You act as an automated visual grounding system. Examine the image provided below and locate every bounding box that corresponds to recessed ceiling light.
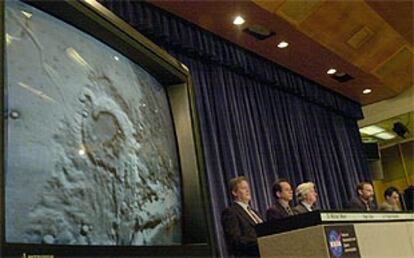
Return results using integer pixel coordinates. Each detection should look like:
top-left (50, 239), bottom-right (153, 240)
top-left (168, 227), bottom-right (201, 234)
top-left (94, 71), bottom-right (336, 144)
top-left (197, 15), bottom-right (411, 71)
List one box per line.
top-left (362, 88), bottom-right (372, 94)
top-left (233, 16), bottom-right (245, 25)
top-left (327, 68), bottom-right (337, 75)
top-left (375, 132), bottom-right (396, 140)
top-left (359, 125), bottom-right (385, 135)
top-left (277, 41), bottom-right (289, 48)
top-left (114, 56), bottom-right (119, 61)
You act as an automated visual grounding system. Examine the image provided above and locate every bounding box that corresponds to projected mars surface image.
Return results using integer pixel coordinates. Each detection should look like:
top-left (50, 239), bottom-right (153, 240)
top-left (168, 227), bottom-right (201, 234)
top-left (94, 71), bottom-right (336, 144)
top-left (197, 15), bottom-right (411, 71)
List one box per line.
top-left (5, 1), bottom-right (182, 245)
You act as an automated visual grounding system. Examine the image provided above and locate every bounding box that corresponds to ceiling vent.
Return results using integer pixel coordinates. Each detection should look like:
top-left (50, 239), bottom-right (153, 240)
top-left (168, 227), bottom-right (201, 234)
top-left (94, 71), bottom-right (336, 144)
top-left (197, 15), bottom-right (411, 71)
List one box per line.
top-left (330, 72), bottom-right (354, 83)
top-left (347, 26), bottom-right (373, 49)
top-left (243, 24), bottom-right (275, 40)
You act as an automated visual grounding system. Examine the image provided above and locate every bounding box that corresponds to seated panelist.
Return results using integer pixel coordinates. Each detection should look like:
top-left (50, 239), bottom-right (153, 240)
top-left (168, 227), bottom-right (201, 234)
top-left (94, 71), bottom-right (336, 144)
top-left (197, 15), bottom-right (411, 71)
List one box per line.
top-left (266, 178), bottom-right (294, 222)
top-left (379, 186), bottom-right (401, 211)
top-left (346, 181), bottom-right (375, 211)
top-left (221, 176), bottom-right (263, 258)
top-left (293, 182), bottom-right (318, 214)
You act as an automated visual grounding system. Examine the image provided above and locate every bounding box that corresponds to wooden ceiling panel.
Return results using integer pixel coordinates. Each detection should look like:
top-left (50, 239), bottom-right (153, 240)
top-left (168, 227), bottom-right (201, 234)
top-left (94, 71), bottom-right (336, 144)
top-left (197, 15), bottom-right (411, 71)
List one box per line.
top-left (365, 0), bottom-right (414, 45)
top-left (297, 0), bottom-right (405, 72)
top-left (277, 0), bottom-right (323, 24)
top-left (375, 47), bottom-right (414, 92)
top-left (150, 0), bottom-right (412, 105)
top-left (347, 26), bottom-right (374, 49)
top-left (252, 0), bottom-right (285, 13)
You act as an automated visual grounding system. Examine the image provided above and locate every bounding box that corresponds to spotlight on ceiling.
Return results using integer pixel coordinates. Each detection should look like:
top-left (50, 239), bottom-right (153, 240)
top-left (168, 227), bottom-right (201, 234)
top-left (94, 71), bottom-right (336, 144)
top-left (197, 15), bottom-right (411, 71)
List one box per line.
top-left (363, 88), bottom-right (372, 94)
top-left (233, 16), bottom-right (245, 25)
top-left (277, 41), bottom-right (289, 48)
top-left (327, 68), bottom-right (337, 75)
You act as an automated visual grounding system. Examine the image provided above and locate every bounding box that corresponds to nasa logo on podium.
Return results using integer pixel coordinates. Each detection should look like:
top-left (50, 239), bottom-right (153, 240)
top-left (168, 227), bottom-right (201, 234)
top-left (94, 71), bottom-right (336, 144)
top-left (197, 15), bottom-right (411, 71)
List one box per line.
top-left (328, 230), bottom-right (343, 257)
top-left (324, 225), bottom-right (361, 258)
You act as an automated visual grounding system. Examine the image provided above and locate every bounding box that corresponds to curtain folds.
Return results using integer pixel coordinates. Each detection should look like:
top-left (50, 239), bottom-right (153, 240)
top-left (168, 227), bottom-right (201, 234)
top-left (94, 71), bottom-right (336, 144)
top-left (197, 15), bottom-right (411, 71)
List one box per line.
top-left (101, 1), bottom-right (371, 257)
top-left (103, 0), bottom-right (363, 120)
top-left (176, 54), bottom-right (370, 257)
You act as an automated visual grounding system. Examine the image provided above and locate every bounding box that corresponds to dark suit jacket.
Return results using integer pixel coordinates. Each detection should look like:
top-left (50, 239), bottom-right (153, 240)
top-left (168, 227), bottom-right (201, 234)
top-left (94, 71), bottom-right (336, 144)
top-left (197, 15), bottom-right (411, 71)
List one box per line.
top-left (221, 203), bottom-right (261, 258)
top-left (346, 197), bottom-right (375, 211)
top-left (266, 201), bottom-right (293, 222)
top-left (293, 202), bottom-right (312, 214)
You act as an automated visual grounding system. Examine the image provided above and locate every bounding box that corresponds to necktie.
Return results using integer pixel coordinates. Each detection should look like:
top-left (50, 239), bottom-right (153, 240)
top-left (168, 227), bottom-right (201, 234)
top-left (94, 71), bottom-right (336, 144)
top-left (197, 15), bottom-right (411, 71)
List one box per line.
top-left (285, 206), bottom-right (294, 215)
top-left (247, 206), bottom-right (263, 224)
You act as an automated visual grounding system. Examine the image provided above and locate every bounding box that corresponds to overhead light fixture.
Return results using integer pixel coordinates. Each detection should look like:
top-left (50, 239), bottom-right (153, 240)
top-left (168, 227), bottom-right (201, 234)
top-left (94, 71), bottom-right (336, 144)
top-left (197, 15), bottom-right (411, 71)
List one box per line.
top-left (233, 16), bottom-right (245, 25)
top-left (375, 132), bottom-right (396, 140)
top-left (114, 56), bottom-right (119, 61)
top-left (327, 68), bottom-right (336, 75)
top-left (359, 125), bottom-right (385, 135)
top-left (362, 88), bottom-right (372, 94)
top-left (277, 41), bottom-right (289, 48)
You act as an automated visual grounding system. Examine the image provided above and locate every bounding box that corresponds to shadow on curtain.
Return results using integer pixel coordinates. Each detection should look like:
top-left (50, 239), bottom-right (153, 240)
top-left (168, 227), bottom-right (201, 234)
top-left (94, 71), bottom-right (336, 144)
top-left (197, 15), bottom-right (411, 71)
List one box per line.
top-left (102, 1), bottom-right (371, 257)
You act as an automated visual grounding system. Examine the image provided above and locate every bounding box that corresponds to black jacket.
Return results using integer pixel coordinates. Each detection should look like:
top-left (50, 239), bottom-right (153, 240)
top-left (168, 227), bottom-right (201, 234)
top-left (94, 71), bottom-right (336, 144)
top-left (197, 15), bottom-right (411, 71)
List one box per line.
top-left (266, 201), bottom-right (293, 222)
top-left (222, 203), bottom-right (262, 258)
top-left (346, 197), bottom-right (375, 211)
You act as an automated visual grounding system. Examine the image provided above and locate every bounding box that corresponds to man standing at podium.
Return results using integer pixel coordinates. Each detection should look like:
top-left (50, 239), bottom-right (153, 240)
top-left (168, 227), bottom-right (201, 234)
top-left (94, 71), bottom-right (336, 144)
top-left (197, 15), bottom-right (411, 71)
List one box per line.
top-left (222, 176), bottom-right (263, 258)
top-left (266, 178), bottom-right (294, 222)
top-left (347, 181), bottom-right (376, 211)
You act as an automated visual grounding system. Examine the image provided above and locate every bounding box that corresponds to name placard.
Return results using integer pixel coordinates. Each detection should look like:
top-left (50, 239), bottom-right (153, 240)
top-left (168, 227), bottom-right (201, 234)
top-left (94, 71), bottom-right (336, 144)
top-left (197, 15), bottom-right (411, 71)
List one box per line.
top-left (22, 254), bottom-right (54, 258)
top-left (320, 212), bottom-right (414, 222)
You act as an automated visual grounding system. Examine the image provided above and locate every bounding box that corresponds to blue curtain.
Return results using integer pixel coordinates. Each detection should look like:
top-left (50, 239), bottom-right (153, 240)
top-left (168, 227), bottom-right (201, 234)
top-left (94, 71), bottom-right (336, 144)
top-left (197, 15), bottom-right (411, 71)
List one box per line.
top-left (102, 1), bottom-right (371, 257)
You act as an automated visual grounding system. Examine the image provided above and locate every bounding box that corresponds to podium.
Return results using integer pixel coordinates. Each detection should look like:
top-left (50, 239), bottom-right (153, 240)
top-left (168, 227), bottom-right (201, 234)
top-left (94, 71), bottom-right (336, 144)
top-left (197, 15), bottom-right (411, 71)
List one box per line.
top-left (256, 211), bottom-right (414, 258)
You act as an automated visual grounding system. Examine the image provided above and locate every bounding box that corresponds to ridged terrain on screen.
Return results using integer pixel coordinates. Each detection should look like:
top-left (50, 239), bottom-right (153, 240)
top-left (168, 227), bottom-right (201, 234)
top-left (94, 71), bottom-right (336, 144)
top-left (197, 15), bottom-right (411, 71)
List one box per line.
top-left (5, 0), bottom-right (182, 245)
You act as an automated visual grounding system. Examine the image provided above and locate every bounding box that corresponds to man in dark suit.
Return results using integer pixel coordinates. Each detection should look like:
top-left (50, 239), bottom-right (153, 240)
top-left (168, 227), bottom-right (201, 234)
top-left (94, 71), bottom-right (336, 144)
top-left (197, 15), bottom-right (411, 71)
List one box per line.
top-left (266, 179), bottom-right (294, 222)
top-left (293, 182), bottom-right (318, 214)
top-left (222, 176), bottom-right (263, 258)
top-left (346, 181), bottom-right (375, 211)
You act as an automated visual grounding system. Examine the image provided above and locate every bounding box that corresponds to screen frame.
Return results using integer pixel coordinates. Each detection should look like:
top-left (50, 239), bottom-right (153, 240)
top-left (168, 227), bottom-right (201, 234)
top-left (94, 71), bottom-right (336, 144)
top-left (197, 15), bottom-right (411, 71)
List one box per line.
top-left (0, 0), bottom-right (215, 256)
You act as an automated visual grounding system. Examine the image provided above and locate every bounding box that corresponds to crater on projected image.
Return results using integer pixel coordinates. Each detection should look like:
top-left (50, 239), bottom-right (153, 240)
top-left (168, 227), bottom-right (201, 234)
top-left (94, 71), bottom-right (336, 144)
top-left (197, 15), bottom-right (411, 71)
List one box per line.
top-left (5, 1), bottom-right (182, 245)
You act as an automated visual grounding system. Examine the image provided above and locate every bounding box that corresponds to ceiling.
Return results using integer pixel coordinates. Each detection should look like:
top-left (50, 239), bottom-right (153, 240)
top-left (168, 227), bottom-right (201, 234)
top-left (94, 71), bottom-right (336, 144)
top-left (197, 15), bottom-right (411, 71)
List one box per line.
top-left (361, 111), bottom-right (413, 147)
top-left (150, 0), bottom-right (413, 106)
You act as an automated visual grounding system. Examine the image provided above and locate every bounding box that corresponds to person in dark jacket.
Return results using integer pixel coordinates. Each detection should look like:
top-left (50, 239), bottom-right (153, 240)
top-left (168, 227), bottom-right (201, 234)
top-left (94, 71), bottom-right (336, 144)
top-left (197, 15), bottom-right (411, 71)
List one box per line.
top-left (346, 181), bottom-right (376, 211)
top-left (222, 176), bottom-right (263, 258)
top-left (266, 178), bottom-right (294, 222)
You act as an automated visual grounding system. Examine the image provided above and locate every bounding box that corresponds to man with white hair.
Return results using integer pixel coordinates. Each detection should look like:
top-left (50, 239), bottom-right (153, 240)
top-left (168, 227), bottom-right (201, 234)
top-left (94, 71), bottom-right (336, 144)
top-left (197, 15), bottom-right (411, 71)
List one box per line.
top-left (293, 182), bottom-right (318, 214)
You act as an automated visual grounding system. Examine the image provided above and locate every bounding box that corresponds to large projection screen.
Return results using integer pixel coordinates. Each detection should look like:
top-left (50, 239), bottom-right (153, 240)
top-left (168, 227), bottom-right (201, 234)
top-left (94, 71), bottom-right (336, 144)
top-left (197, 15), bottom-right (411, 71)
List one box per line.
top-left (1, 0), bottom-right (213, 256)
